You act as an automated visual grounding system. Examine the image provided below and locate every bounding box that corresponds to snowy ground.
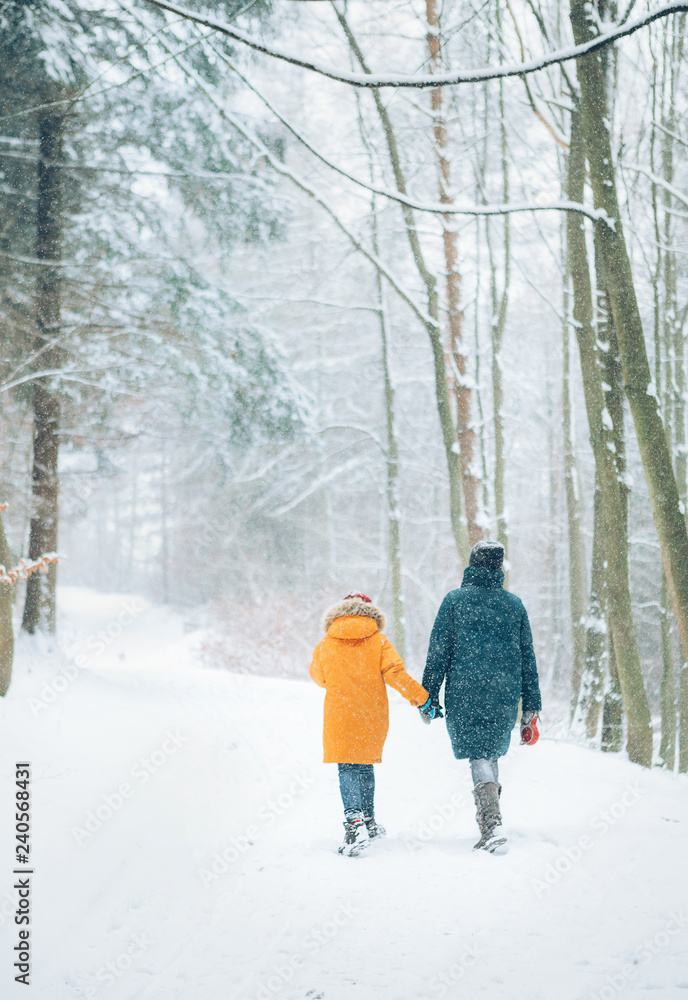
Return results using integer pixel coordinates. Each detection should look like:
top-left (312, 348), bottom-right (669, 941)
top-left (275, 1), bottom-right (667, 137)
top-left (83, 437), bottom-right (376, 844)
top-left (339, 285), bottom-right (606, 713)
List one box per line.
top-left (1, 587), bottom-right (687, 1000)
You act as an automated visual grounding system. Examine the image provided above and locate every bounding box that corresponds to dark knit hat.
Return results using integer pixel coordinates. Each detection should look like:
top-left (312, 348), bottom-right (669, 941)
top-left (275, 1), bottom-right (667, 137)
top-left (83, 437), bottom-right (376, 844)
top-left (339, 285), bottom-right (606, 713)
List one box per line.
top-left (469, 540), bottom-right (504, 570)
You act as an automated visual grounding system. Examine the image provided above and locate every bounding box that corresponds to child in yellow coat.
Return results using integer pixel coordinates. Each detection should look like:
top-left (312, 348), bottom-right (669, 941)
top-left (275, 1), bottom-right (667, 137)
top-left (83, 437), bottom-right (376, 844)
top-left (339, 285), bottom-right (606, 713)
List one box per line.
top-left (310, 592), bottom-right (429, 855)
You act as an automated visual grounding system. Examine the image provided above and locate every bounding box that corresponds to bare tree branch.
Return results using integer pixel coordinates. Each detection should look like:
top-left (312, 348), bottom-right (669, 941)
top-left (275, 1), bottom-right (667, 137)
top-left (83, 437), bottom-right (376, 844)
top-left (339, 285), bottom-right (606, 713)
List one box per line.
top-left (136, 0), bottom-right (688, 88)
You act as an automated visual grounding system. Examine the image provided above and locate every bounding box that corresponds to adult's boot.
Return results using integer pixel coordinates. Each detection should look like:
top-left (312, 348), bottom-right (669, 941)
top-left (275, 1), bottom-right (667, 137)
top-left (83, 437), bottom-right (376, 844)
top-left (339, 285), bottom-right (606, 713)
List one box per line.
top-left (473, 781), bottom-right (507, 854)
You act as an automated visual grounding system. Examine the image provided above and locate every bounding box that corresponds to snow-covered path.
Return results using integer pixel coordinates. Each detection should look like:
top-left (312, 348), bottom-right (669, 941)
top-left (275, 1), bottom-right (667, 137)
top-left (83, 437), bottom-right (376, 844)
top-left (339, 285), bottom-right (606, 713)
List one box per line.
top-left (1, 589), bottom-right (687, 1000)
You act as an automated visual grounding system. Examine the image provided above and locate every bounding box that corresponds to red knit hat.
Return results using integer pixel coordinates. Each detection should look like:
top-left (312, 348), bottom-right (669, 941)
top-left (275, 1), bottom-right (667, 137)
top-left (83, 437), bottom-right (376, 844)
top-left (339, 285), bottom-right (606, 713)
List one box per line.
top-left (343, 592), bottom-right (372, 603)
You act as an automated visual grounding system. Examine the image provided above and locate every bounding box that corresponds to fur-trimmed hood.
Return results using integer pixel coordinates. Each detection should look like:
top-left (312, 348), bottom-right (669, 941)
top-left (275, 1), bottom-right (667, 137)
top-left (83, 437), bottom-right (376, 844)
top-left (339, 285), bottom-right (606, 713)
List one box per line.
top-left (322, 598), bottom-right (385, 634)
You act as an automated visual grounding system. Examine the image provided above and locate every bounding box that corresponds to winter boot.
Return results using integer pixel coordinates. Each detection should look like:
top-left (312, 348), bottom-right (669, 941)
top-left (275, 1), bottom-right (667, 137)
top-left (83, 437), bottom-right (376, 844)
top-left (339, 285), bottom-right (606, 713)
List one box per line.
top-left (338, 812), bottom-right (370, 857)
top-left (473, 781), bottom-right (507, 854)
top-left (363, 817), bottom-right (386, 840)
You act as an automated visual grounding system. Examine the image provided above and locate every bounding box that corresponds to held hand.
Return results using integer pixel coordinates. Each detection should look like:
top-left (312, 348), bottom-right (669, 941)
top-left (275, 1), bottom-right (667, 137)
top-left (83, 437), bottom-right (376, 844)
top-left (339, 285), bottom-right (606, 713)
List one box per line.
top-left (419, 696), bottom-right (444, 725)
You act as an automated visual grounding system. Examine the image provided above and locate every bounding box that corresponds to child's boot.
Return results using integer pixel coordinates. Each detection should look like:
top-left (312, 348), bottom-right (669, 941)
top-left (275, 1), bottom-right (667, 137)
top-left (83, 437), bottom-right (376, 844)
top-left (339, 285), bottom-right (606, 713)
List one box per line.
top-left (338, 812), bottom-right (370, 856)
top-left (364, 817), bottom-right (386, 840)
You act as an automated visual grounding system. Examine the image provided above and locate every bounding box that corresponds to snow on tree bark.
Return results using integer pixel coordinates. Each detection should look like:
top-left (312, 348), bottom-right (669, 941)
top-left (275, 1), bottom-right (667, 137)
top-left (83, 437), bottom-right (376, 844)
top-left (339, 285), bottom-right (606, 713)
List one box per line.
top-left (562, 271), bottom-right (587, 717)
top-left (566, 107), bottom-right (652, 767)
top-left (570, 4), bottom-right (688, 762)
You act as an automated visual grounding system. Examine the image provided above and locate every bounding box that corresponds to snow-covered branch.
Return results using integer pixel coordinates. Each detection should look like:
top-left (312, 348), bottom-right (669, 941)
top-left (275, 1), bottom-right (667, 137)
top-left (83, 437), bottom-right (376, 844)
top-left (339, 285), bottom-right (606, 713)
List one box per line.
top-left (625, 165), bottom-right (688, 210)
top-left (0, 552), bottom-right (60, 588)
top-left (137, 0), bottom-right (688, 89)
top-left (0, 148), bottom-right (271, 185)
top-left (0, 364), bottom-right (137, 395)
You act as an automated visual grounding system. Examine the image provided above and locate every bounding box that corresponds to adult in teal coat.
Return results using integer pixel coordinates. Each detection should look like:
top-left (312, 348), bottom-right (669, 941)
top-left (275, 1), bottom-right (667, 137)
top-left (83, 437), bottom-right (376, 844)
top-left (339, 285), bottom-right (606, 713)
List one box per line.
top-left (420, 540), bottom-right (541, 852)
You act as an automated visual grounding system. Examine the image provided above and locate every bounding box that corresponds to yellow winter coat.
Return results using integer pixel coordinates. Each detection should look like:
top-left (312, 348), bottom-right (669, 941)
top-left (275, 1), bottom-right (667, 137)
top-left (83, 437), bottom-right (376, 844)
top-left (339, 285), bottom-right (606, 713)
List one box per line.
top-left (310, 599), bottom-right (429, 764)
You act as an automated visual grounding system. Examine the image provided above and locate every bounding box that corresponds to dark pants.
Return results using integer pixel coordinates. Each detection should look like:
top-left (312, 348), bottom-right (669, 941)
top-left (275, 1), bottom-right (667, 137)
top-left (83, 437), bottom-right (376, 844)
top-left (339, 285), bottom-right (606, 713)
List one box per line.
top-left (337, 763), bottom-right (375, 819)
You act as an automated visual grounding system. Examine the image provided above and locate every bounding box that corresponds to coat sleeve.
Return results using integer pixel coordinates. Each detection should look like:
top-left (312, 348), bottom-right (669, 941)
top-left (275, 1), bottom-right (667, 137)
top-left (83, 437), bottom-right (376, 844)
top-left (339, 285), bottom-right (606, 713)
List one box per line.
top-left (380, 637), bottom-right (428, 706)
top-left (519, 607), bottom-right (542, 712)
top-left (421, 593), bottom-right (454, 703)
top-left (309, 643), bottom-right (326, 689)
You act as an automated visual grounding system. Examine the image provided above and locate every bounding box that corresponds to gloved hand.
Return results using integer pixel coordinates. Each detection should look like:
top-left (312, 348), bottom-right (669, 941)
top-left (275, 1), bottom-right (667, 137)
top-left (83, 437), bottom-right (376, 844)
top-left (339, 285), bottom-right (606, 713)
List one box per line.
top-left (520, 710), bottom-right (540, 745)
top-left (419, 696), bottom-right (444, 725)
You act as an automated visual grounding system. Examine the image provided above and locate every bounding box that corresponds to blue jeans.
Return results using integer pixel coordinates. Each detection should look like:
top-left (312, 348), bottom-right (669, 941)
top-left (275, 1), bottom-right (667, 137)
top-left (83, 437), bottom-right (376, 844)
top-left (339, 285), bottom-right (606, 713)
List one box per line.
top-left (469, 758), bottom-right (499, 786)
top-left (337, 763), bottom-right (375, 819)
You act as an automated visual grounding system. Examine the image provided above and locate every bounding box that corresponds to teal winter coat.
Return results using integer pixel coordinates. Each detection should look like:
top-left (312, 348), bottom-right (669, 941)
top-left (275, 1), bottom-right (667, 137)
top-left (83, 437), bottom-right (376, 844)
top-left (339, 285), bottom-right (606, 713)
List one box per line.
top-left (421, 565), bottom-right (541, 759)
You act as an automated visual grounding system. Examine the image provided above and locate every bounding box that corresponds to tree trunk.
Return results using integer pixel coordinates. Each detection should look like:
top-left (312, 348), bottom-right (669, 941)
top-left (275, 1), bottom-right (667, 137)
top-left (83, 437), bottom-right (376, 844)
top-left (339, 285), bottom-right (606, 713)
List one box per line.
top-left (563, 274), bottom-right (588, 714)
top-left (425, 0), bottom-right (482, 547)
top-left (570, 3), bottom-right (688, 759)
top-left (566, 109), bottom-right (652, 766)
top-left (582, 483), bottom-right (609, 738)
top-left (22, 109), bottom-right (63, 635)
top-left (601, 635), bottom-right (624, 752)
top-left (551, 410), bottom-right (565, 685)
top-left (485, 75), bottom-right (510, 565)
top-left (659, 572), bottom-right (677, 769)
top-left (473, 222), bottom-right (490, 524)
top-left (334, 8), bottom-right (470, 566)
top-left (490, 250), bottom-right (508, 560)
top-left (680, 659), bottom-right (688, 772)
top-left (661, 15), bottom-right (688, 773)
top-left (662, 16), bottom-right (687, 515)
top-left (650, 39), bottom-right (677, 772)
top-left (372, 209), bottom-right (406, 660)
top-left (0, 513), bottom-right (14, 695)
top-left (595, 239), bottom-right (632, 741)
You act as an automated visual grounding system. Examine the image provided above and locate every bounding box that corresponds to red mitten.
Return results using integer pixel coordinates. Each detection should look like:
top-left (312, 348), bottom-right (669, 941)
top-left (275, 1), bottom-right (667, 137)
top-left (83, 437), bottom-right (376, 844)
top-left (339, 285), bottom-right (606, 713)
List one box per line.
top-left (520, 714), bottom-right (540, 745)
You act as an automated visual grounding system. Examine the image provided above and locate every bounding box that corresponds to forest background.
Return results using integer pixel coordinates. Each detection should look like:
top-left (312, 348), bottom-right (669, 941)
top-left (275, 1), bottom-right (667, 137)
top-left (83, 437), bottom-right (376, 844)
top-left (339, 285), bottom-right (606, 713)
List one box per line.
top-left (1, 0), bottom-right (687, 770)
